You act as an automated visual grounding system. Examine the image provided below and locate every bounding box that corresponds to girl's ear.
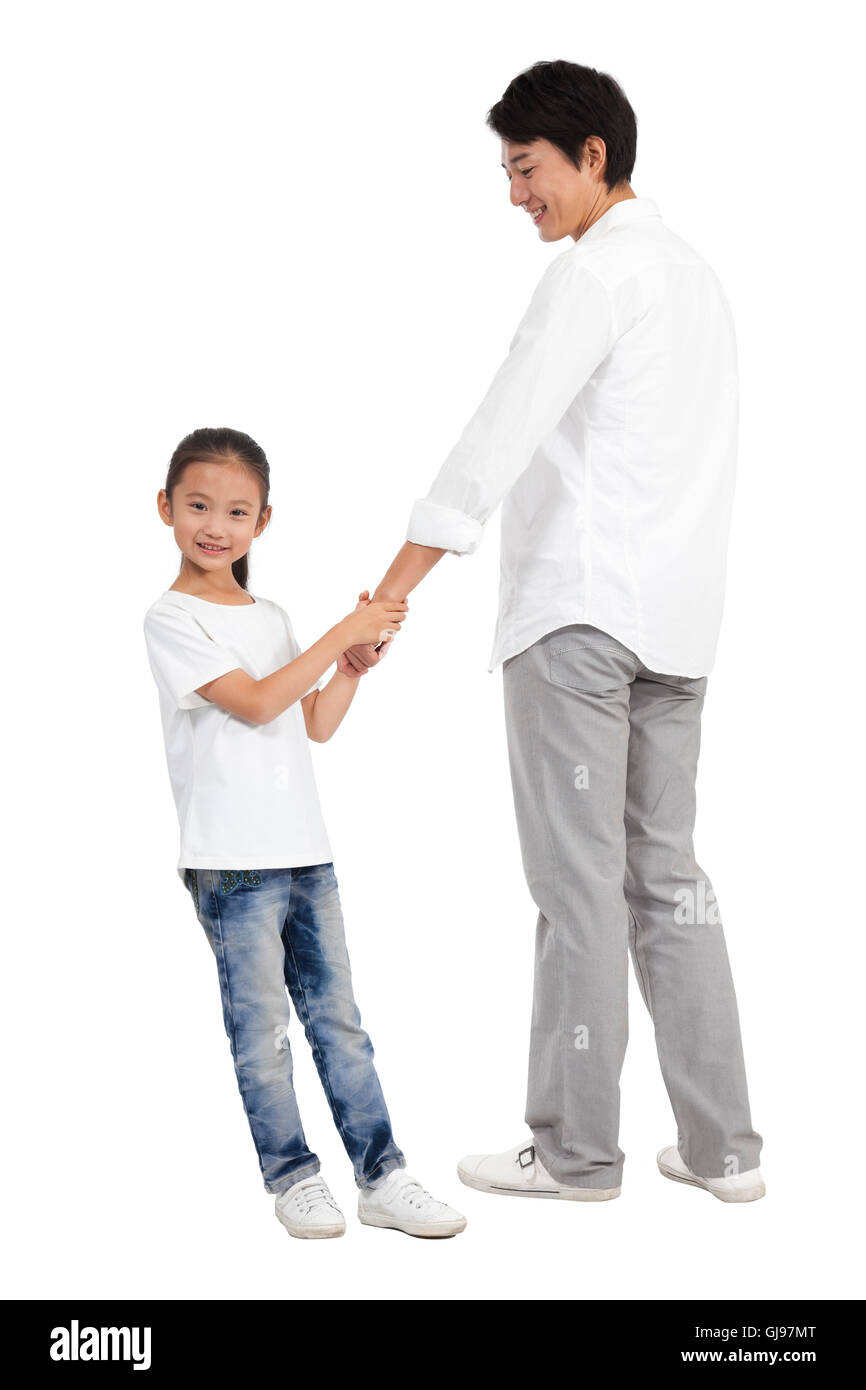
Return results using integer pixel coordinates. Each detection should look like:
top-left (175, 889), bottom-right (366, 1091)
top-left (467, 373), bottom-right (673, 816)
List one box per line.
top-left (254, 504), bottom-right (272, 538)
top-left (157, 488), bottom-right (174, 526)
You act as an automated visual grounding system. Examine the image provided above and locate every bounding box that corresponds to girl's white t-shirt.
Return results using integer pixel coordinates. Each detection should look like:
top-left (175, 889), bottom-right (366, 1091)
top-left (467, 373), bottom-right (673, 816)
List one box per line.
top-left (143, 589), bottom-right (333, 883)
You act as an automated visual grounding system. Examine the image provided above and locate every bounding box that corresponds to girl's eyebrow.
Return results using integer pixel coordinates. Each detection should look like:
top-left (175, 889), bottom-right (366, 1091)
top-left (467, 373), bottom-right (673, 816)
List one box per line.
top-left (185, 490), bottom-right (256, 506)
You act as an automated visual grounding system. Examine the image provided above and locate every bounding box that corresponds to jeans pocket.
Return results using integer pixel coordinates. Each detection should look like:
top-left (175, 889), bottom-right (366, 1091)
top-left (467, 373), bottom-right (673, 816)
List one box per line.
top-left (548, 633), bottom-right (637, 694)
top-left (219, 869), bottom-right (264, 895)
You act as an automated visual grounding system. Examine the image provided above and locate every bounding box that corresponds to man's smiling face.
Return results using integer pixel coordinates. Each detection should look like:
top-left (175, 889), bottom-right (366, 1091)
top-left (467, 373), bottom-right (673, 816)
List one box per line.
top-left (501, 136), bottom-right (613, 243)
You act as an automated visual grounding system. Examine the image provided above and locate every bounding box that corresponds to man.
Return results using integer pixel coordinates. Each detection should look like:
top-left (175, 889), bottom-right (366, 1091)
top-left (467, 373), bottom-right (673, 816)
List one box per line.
top-left (345, 59), bottom-right (764, 1204)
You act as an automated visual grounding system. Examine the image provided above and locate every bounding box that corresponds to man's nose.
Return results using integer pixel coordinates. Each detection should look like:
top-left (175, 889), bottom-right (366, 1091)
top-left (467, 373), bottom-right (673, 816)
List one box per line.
top-left (509, 178), bottom-right (525, 209)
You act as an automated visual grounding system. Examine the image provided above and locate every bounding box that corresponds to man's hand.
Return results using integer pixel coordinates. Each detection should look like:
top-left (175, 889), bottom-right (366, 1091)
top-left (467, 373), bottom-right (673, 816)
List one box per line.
top-left (342, 588), bottom-right (403, 673)
top-left (336, 648), bottom-right (370, 677)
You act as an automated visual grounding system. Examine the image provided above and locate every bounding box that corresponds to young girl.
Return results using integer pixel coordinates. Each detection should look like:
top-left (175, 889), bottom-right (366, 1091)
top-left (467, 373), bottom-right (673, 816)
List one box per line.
top-left (143, 426), bottom-right (466, 1241)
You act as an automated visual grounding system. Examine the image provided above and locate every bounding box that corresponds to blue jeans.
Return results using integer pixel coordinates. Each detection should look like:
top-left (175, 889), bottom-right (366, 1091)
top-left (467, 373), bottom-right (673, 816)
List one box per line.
top-left (183, 862), bottom-right (406, 1196)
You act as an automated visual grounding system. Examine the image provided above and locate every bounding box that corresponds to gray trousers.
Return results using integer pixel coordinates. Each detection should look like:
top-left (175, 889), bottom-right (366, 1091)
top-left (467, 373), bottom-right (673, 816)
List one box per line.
top-left (502, 623), bottom-right (762, 1188)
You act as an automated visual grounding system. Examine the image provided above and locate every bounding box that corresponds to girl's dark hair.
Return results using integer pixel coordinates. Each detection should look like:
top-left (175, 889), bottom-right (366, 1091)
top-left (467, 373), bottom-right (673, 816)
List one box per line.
top-left (486, 60), bottom-right (637, 192)
top-left (164, 426), bottom-right (270, 591)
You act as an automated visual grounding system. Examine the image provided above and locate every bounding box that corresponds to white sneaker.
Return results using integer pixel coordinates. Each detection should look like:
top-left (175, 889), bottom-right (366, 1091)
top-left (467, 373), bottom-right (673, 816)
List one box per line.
top-left (656, 1144), bottom-right (766, 1203)
top-left (274, 1173), bottom-right (346, 1238)
top-left (358, 1169), bottom-right (467, 1238)
top-left (458, 1142), bottom-right (621, 1201)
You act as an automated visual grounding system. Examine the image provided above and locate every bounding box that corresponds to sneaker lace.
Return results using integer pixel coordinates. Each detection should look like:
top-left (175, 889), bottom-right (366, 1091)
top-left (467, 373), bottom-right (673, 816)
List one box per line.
top-left (293, 1177), bottom-right (341, 1217)
top-left (392, 1175), bottom-right (446, 1214)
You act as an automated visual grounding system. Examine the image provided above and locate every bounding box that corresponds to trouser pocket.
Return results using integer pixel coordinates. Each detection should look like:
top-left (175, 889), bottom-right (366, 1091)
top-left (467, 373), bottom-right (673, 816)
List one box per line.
top-left (547, 626), bottom-right (638, 694)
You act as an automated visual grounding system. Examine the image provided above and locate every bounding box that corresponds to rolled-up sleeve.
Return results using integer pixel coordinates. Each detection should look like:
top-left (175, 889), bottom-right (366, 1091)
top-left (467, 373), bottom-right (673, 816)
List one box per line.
top-left (406, 255), bottom-right (617, 555)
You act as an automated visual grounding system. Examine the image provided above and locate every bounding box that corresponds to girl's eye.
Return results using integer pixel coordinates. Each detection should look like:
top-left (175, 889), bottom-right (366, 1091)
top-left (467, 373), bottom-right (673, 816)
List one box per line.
top-left (189, 502), bottom-right (247, 516)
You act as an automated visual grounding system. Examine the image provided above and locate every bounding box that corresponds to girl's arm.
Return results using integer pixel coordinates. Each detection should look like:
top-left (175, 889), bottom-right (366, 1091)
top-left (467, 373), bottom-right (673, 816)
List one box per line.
top-left (300, 664), bottom-right (363, 743)
top-left (195, 598), bottom-right (407, 725)
top-left (301, 591), bottom-right (390, 742)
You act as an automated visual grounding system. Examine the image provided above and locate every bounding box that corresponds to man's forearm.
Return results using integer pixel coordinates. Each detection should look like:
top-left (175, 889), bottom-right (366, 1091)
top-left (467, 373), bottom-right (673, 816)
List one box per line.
top-left (340, 541), bottom-right (448, 674)
top-left (371, 540), bottom-right (447, 602)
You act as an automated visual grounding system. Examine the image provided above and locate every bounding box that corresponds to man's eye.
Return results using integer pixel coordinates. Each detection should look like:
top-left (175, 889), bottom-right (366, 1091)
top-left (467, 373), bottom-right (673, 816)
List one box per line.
top-left (519, 167), bottom-right (533, 177)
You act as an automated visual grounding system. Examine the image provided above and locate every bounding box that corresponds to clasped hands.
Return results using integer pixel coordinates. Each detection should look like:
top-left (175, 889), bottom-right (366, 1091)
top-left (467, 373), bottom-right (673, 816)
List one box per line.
top-left (336, 589), bottom-right (408, 678)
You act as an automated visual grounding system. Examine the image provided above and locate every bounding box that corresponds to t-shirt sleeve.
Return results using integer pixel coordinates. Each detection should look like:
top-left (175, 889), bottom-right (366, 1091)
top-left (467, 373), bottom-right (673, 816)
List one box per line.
top-left (280, 607), bottom-right (323, 699)
top-left (143, 604), bottom-right (243, 710)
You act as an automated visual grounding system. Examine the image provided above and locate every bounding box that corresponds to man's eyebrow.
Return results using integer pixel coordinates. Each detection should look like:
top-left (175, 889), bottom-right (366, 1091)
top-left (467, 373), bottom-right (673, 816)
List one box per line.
top-left (501, 151), bottom-right (535, 169)
top-left (184, 490), bottom-right (257, 506)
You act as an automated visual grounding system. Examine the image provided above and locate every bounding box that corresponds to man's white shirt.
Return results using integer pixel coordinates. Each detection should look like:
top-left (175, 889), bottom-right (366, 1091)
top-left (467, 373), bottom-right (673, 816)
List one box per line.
top-left (405, 196), bottom-right (739, 677)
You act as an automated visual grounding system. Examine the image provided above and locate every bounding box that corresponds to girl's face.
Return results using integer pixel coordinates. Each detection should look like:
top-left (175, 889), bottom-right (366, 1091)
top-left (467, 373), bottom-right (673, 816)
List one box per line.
top-left (158, 459), bottom-right (270, 576)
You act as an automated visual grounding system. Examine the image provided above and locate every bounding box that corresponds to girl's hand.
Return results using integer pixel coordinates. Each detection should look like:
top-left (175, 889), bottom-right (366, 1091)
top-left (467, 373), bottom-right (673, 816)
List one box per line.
top-left (344, 589), bottom-right (408, 647)
top-left (337, 592), bottom-right (390, 675)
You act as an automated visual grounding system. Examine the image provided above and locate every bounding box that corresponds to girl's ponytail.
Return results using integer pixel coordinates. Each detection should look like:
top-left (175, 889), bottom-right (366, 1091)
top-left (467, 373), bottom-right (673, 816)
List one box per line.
top-left (164, 427), bottom-right (270, 591)
top-left (231, 552), bottom-right (250, 590)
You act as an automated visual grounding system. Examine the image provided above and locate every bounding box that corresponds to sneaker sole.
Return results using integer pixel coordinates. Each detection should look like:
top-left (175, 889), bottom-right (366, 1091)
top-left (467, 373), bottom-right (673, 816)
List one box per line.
top-left (275, 1212), bottom-right (346, 1239)
top-left (656, 1151), bottom-right (765, 1203)
top-left (457, 1165), bottom-right (620, 1201)
top-left (358, 1210), bottom-right (467, 1238)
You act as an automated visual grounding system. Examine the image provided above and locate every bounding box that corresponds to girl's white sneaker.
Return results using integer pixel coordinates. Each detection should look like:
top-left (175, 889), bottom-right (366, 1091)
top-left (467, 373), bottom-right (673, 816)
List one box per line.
top-left (656, 1145), bottom-right (766, 1202)
top-left (274, 1174), bottom-right (347, 1238)
top-left (458, 1142), bottom-right (621, 1200)
top-left (358, 1169), bottom-right (467, 1238)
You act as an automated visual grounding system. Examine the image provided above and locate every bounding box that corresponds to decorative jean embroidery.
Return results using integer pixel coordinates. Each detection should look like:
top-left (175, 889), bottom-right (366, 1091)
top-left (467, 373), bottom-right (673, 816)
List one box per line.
top-left (220, 869), bottom-right (263, 895)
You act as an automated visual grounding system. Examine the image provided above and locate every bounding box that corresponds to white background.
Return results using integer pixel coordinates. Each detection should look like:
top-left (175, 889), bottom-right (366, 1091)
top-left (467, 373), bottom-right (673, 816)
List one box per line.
top-left (3, 0), bottom-right (863, 1303)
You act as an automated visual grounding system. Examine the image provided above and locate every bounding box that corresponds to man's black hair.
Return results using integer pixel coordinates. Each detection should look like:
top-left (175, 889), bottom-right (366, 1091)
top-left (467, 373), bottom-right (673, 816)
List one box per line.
top-left (486, 60), bottom-right (637, 191)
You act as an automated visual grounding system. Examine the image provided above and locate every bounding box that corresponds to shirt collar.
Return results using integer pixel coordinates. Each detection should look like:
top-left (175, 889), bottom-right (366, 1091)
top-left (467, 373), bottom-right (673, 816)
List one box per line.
top-left (576, 196), bottom-right (661, 246)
